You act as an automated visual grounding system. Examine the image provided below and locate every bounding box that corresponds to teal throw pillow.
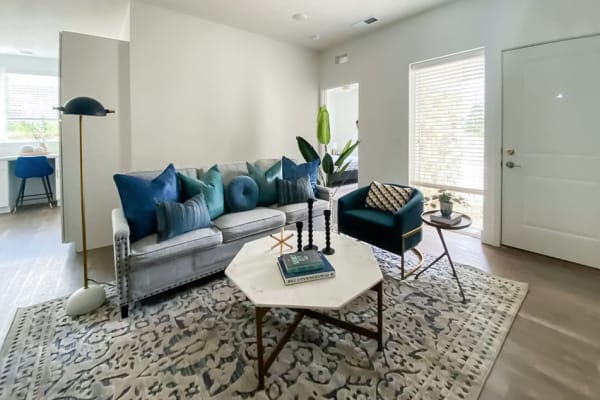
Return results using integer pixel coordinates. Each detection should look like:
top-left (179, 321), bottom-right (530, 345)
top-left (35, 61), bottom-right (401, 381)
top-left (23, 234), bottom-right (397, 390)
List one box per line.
top-left (225, 176), bottom-right (259, 212)
top-left (246, 160), bottom-right (282, 205)
top-left (282, 156), bottom-right (320, 195)
top-left (276, 176), bottom-right (315, 206)
top-left (156, 193), bottom-right (212, 242)
top-left (177, 165), bottom-right (224, 219)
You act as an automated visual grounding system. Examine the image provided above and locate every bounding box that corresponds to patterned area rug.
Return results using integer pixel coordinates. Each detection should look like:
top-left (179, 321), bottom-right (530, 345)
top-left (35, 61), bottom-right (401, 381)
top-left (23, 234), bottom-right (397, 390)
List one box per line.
top-left (0, 249), bottom-right (527, 400)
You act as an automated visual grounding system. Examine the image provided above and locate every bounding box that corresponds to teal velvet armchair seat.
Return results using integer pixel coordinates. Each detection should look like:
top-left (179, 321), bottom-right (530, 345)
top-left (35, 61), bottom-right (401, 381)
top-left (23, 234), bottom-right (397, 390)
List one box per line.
top-left (337, 184), bottom-right (424, 279)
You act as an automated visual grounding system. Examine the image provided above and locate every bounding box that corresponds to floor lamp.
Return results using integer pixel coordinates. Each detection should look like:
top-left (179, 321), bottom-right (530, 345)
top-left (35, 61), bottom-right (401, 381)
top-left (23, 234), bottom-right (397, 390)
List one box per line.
top-left (56, 97), bottom-right (114, 316)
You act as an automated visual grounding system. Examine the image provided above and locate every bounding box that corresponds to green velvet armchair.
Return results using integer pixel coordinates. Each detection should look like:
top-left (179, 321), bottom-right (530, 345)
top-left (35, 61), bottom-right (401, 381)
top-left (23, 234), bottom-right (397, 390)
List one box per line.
top-left (337, 184), bottom-right (424, 279)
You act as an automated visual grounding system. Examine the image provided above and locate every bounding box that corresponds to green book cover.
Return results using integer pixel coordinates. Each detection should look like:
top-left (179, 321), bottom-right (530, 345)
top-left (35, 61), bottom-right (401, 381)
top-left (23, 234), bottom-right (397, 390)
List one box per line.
top-left (280, 250), bottom-right (323, 273)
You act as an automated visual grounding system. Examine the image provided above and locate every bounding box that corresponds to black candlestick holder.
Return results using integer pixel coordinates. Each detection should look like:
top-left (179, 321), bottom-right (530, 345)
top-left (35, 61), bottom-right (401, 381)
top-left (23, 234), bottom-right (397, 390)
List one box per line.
top-left (296, 221), bottom-right (303, 252)
top-left (303, 198), bottom-right (318, 251)
top-left (322, 209), bottom-right (335, 255)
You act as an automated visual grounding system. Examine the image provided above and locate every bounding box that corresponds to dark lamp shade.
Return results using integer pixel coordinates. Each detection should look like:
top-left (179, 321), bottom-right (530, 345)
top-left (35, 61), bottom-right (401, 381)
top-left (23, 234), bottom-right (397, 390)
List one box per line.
top-left (56, 97), bottom-right (114, 116)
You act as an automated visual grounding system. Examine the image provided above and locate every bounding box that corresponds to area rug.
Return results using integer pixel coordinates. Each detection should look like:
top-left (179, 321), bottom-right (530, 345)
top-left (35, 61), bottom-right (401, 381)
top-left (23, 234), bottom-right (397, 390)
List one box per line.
top-left (0, 249), bottom-right (527, 400)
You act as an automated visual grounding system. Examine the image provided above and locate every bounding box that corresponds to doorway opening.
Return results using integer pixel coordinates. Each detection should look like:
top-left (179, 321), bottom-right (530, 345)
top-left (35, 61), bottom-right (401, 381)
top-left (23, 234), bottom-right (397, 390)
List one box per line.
top-left (324, 83), bottom-right (359, 190)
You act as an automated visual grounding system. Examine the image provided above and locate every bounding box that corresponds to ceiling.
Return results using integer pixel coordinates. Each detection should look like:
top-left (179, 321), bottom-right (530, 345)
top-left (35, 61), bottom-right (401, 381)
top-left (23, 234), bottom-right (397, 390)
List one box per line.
top-left (0, 0), bottom-right (129, 59)
top-left (0, 0), bottom-right (452, 59)
top-left (144, 0), bottom-right (452, 50)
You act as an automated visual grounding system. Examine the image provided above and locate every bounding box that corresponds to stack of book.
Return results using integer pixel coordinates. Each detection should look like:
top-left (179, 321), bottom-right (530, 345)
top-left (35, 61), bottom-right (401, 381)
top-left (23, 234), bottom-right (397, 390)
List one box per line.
top-left (430, 211), bottom-right (463, 226)
top-left (277, 250), bottom-right (335, 285)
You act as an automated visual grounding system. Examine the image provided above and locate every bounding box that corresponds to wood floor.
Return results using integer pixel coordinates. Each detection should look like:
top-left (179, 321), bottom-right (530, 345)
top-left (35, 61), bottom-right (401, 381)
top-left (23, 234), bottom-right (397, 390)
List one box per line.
top-left (0, 205), bottom-right (599, 399)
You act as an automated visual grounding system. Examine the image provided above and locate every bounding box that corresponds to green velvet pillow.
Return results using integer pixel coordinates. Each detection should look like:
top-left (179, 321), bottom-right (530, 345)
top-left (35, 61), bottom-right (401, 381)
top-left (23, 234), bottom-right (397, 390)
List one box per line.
top-left (177, 165), bottom-right (224, 219)
top-left (276, 176), bottom-right (315, 206)
top-left (246, 160), bottom-right (282, 206)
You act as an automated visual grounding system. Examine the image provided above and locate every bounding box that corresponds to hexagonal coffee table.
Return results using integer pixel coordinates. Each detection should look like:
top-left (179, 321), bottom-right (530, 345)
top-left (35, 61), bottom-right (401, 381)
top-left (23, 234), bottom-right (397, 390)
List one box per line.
top-left (225, 231), bottom-right (383, 390)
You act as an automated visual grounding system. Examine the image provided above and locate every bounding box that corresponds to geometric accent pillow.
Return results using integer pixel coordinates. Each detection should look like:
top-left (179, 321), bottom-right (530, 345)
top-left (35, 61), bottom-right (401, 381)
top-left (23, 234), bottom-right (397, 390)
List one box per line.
top-left (113, 163), bottom-right (179, 242)
top-left (246, 160), bottom-right (282, 206)
top-left (177, 165), bottom-right (224, 220)
top-left (156, 193), bottom-right (212, 242)
top-left (365, 181), bottom-right (413, 213)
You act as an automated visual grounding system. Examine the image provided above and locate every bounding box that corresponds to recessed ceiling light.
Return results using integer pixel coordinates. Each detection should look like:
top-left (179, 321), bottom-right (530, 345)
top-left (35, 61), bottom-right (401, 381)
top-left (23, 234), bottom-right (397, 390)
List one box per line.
top-left (18, 49), bottom-right (34, 55)
top-left (309, 34), bottom-right (321, 41)
top-left (292, 13), bottom-right (308, 21)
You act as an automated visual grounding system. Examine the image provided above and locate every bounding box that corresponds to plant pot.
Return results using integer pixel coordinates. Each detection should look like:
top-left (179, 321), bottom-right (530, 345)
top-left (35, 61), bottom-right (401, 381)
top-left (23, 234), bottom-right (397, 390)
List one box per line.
top-left (440, 201), bottom-right (453, 217)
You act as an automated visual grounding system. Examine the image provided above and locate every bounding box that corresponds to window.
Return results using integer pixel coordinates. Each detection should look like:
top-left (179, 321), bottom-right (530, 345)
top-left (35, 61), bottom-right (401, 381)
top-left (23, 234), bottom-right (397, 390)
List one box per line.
top-left (5, 73), bottom-right (59, 141)
top-left (410, 49), bottom-right (485, 230)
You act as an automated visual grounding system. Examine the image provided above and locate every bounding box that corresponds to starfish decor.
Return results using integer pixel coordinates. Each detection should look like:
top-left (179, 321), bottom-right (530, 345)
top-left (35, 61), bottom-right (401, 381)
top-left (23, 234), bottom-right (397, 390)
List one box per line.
top-left (270, 228), bottom-right (294, 255)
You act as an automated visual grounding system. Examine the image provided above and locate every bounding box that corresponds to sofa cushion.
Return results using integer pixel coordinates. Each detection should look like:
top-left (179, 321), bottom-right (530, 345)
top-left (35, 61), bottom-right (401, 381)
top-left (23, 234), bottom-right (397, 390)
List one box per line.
top-left (130, 227), bottom-right (223, 267)
top-left (213, 207), bottom-right (285, 242)
top-left (178, 165), bottom-right (225, 220)
top-left (156, 193), bottom-right (212, 242)
top-left (113, 163), bottom-right (179, 242)
top-left (271, 198), bottom-right (328, 224)
top-left (225, 176), bottom-right (259, 212)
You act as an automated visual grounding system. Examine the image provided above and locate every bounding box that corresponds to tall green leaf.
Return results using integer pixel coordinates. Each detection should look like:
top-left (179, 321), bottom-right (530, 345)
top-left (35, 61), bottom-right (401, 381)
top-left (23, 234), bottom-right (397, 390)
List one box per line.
top-left (296, 136), bottom-right (320, 162)
top-left (317, 106), bottom-right (331, 145)
top-left (334, 140), bottom-right (359, 167)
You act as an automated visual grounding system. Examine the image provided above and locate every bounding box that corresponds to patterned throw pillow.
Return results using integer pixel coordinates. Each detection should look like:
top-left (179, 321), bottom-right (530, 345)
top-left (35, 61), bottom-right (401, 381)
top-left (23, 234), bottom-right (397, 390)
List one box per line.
top-left (156, 193), bottom-right (212, 242)
top-left (365, 181), bottom-right (413, 213)
top-left (246, 160), bottom-right (282, 206)
top-left (276, 176), bottom-right (315, 206)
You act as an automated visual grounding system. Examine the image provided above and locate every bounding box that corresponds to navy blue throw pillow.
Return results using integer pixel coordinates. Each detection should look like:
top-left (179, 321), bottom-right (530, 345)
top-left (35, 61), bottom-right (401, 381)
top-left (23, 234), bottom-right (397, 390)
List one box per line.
top-left (276, 176), bottom-right (315, 206)
top-left (225, 175), bottom-right (259, 212)
top-left (113, 164), bottom-right (179, 242)
top-left (156, 193), bottom-right (212, 242)
top-left (282, 156), bottom-right (320, 195)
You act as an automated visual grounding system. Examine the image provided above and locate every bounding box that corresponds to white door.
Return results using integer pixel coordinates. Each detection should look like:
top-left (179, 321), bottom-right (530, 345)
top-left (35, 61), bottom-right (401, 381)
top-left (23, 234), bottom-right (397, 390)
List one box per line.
top-left (502, 35), bottom-right (600, 268)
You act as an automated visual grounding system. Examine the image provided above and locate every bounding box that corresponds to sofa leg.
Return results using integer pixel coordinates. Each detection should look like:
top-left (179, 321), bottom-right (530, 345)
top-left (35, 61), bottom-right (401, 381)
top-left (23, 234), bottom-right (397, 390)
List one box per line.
top-left (120, 305), bottom-right (129, 319)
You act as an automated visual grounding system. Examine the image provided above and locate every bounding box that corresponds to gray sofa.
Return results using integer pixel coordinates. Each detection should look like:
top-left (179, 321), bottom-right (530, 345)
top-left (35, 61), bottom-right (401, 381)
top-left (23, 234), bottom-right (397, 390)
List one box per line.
top-left (112, 158), bottom-right (329, 317)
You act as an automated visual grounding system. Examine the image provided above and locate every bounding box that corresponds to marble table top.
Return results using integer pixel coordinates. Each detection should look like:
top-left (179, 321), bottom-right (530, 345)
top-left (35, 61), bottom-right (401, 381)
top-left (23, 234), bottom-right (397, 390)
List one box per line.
top-left (225, 231), bottom-right (383, 310)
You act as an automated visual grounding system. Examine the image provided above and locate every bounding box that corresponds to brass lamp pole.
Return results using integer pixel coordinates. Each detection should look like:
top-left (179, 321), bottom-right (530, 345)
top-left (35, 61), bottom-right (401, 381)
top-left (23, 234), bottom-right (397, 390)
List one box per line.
top-left (56, 97), bottom-right (114, 316)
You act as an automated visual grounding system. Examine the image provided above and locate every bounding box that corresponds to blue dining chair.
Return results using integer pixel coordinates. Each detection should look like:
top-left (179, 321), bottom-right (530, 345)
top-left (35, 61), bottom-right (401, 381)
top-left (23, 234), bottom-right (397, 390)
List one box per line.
top-left (13, 156), bottom-right (55, 211)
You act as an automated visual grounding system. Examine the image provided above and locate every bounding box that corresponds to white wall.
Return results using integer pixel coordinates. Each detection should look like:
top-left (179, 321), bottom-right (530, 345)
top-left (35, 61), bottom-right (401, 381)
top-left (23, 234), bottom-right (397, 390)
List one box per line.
top-left (60, 32), bottom-right (130, 250)
top-left (129, 1), bottom-right (319, 171)
top-left (318, 0), bottom-right (600, 245)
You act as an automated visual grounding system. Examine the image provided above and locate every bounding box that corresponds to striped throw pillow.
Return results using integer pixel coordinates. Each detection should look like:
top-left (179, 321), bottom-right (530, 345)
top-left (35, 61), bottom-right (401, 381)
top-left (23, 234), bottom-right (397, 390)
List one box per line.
top-left (276, 176), bottom-right (315, 206)
top-left (365, 181), bottom-right (413, 213)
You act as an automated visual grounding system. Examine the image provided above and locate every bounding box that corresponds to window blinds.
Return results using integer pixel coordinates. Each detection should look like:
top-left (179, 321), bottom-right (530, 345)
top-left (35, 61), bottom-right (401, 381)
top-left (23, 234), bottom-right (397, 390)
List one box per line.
top-left (6, 73), bottom-right (59, 120)
top-left (410, 50), bottom-right (485, 194)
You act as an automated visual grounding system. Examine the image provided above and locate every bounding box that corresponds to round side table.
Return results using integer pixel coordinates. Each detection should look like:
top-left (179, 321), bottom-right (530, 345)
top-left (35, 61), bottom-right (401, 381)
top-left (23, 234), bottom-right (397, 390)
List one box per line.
top-left (417, 210), bottom-right (472, 303)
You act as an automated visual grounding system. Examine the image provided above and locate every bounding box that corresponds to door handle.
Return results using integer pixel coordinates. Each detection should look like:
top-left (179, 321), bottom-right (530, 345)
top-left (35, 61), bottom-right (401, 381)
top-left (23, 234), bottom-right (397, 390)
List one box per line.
top-left (505, 161), bottom-right (521, 168)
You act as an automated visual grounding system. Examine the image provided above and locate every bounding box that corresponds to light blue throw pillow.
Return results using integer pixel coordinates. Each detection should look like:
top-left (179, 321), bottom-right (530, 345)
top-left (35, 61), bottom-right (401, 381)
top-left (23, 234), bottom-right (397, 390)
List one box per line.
top-left (177, 165), bottom-right (225, 220)
top-left (282, 156), bottom-right (320, 195)
top-left (246, 160), bottom-right (282, 206)
top-left (156, 193), bottom-right (212, 242)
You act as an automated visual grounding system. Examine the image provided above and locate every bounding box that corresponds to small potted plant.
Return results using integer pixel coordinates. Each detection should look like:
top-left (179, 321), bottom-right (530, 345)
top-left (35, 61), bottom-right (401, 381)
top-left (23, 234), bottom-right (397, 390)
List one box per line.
top-left (424, 189), bottom-right (468, 217)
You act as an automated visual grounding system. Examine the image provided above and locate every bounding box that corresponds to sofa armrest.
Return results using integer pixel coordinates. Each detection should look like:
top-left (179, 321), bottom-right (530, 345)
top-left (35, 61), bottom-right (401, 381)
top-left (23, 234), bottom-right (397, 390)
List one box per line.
top-left (112, 208), bottom-right (130, 242)
top-left (337, 186), bottom-right (369, 215)
top-left (112, 208), bottom-right (130, 312)
top-left (315, 185), bottom-right (331, 201)
top-left (393, 189), bottom-right (424, 235)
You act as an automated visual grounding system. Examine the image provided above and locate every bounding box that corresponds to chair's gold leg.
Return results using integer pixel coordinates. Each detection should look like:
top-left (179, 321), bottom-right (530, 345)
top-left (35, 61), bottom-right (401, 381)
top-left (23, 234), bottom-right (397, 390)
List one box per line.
top-left (401, 248), bottom-right (425, 278)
